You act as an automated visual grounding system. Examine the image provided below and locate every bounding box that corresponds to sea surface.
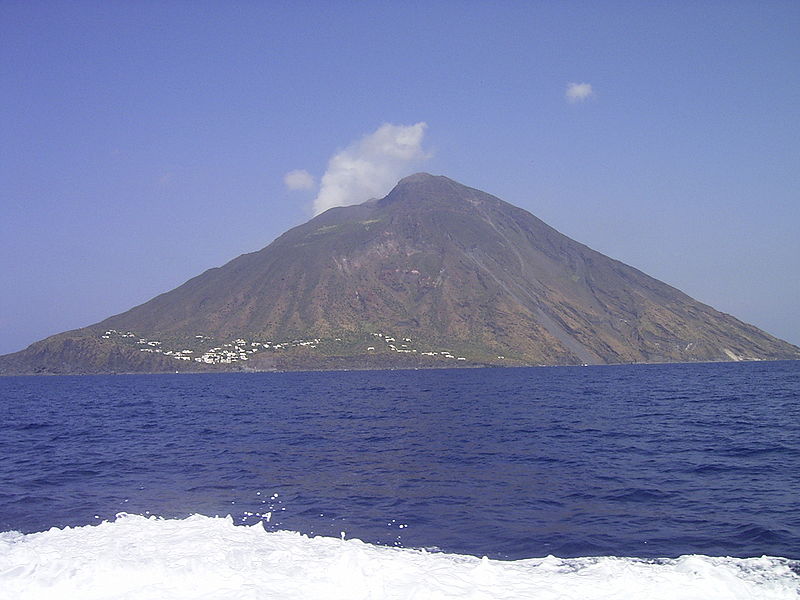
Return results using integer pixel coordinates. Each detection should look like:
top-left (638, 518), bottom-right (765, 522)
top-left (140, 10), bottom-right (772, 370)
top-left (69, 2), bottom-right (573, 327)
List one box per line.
top-left (1, 361), bottom-right (799, 598)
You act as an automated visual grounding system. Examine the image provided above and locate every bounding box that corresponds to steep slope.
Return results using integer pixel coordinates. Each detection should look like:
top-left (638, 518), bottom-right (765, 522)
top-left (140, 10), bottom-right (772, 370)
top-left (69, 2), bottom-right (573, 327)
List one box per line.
top-left (2, 173), bottom-right (798, 374)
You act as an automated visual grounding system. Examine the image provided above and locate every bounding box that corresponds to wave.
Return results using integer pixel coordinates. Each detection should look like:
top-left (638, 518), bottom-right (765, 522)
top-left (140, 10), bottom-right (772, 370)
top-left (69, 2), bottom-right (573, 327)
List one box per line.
top-left (1, 514), bottom-right (797, 599)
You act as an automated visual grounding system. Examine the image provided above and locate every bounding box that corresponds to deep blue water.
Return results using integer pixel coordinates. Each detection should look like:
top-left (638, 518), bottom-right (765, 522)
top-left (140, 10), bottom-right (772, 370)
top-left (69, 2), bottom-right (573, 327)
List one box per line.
top-left (1, 361), bottom-right (798, 560)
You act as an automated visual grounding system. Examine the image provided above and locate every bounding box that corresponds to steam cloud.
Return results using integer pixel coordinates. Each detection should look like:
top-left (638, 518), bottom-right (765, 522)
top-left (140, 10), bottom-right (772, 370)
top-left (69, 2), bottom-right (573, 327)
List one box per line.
top-left (566, 82), bottom-right (594, 103)
top-left (284, 169), bottom-right (316, 191)
top-left (312, 122), bottom-right (429, 215)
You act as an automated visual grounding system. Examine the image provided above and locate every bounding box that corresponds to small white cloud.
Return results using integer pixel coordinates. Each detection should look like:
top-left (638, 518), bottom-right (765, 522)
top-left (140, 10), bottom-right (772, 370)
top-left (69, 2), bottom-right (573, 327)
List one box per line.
top-left (312, 122), bottom-right (429, 215)
top-left (566, 82), bottom-right (594, 103)
top-left (284, 169), bottom-right (316, 191)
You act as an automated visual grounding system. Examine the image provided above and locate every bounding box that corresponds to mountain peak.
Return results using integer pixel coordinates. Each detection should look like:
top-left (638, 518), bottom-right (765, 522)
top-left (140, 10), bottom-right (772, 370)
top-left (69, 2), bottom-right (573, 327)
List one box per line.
top-left (380, 172), bottom-right (479, 210)
top-left (2, 174), bottom-right (798, 374)
top-left (397, 172), bottom-right (446, 184)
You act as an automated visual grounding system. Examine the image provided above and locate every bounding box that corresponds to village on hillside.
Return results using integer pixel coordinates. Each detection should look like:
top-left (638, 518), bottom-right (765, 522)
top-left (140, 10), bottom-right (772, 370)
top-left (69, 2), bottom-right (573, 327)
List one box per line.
top-left (98, 329), bottom-right (491, 366)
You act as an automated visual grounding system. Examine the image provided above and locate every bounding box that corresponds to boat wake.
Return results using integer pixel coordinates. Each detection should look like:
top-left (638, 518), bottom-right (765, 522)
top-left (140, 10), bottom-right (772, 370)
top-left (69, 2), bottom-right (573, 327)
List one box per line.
top-left (1, 514), bottom-right (797, 599)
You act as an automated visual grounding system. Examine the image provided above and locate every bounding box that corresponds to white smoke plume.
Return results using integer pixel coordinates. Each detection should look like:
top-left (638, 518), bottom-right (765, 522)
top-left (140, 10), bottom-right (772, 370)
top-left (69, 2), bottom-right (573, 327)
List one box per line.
top-left (312, 122), bottom-right (429, 215)
top-left (283, 169), bottom-right (316, 191)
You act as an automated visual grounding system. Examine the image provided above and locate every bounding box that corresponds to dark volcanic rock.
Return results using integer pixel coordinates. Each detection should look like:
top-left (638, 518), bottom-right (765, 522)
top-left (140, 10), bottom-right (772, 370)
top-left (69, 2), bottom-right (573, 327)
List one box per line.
top-left (2, 173), bottom-right (798, 374)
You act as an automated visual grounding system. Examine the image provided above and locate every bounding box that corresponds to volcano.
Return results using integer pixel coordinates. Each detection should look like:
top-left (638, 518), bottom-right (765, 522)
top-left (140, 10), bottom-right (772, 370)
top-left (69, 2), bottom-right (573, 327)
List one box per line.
top-left (2, 173), bottom-right (798, 374)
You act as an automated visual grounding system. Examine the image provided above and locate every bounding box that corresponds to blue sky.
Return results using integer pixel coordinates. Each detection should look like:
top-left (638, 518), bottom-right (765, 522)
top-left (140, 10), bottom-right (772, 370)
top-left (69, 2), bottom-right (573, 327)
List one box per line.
top-left (2, 1), bottom-right (799, 354)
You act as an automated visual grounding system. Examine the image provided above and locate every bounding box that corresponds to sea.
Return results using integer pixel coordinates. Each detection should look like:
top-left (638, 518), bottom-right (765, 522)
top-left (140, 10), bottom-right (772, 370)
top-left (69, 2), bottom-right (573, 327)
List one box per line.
top-left (1, 361), bottom-right (798, 599)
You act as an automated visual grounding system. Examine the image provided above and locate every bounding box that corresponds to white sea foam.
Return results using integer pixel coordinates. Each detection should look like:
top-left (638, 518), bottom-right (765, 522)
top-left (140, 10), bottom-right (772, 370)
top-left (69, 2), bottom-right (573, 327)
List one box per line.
top-left (0, 514), bottom-right (797, 600)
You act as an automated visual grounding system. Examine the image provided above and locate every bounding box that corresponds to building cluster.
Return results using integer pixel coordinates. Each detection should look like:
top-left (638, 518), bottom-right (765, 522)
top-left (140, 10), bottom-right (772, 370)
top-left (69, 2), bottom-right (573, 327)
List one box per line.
top-left (195, 340), bottom-right (257, 364)
top-left (194, 338), bottom-right (321, 364)
top-left (101, 330), bottom-right (135, 339)
top-left (100, 329), bottom-right (471, 365)
top-left (99, 330), bottom-right (327, 365)
top-left (369, 332), bottom-right (467, 360)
